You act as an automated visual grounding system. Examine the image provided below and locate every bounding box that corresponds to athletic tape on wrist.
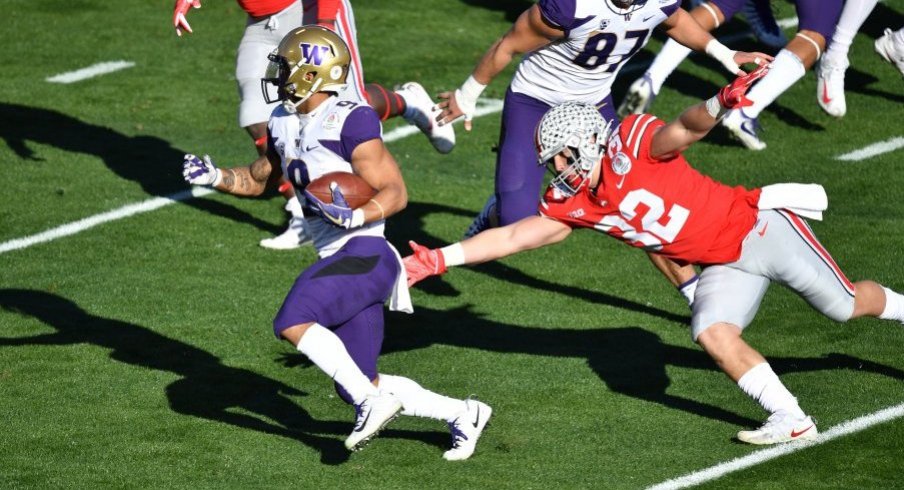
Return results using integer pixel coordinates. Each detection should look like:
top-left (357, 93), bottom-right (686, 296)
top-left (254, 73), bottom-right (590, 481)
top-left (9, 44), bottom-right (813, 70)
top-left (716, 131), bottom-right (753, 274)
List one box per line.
top-left (440, 242), bottom-right (466, 267)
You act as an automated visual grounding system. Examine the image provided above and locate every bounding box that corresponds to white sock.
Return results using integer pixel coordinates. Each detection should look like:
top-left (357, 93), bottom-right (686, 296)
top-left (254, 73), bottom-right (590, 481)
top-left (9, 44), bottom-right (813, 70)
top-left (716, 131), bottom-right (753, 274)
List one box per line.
top-left (378, 374), bottom-right (467, 421)
top-left (296, 323), bottom-right (379, 405)
top-left (823, 0), bottom-right (879, 64)
top-left (645, 39), bottom-right (693, 93)
top-left (678, 275), bottom-right (699, 308)
top-left (879, 287), bottom-right (904, 323)
top-left (737, 362), bottom-right (807, 418)
top-left (743, 49), bottom-right (806, 118)
top-left (286, 195), bottom-right (304, 218)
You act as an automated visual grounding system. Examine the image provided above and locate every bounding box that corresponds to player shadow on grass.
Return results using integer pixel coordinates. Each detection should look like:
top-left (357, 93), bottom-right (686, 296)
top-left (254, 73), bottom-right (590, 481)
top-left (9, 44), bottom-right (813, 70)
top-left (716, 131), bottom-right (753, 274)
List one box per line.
top-left (0, 288), bottom-right (393, 465)
top-left (0, 102), bottom-right (282, 237)
top-left (389, 201), bottom-right (690, 325)
top-left (382, 305), bottom-right (904, 429)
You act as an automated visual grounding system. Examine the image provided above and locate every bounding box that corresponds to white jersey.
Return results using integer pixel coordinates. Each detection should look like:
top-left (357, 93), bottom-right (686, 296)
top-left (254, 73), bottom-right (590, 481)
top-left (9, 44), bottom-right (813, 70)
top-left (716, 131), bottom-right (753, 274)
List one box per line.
top-left (267, 96), bottom-right (384, 258)
top-left (511, 0), bottom-right (680, 105)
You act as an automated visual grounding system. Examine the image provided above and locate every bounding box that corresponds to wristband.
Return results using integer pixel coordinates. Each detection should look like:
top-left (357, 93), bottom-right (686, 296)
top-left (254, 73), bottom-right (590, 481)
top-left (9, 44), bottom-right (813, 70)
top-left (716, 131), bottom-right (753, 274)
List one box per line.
top-left (369, 198), bottom-right (385, 220)
top-left (350, 208), bottom-right (366, 228)
top-left (457, 75), bottom-right (487, 113)
top-left (705, 39), bottom-right (739, 73)
top-left (439, 242), bottom-right (466, 267)
top-left (211, 168), bottom-right (223, 187)
top-left (705, 95), bottom-right (727, 119)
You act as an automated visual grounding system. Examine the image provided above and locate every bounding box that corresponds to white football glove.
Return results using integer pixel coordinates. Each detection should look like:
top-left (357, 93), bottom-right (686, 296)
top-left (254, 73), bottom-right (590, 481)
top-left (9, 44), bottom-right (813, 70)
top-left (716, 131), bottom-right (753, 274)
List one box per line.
top-left (182, 154), bottom-right (222, 187)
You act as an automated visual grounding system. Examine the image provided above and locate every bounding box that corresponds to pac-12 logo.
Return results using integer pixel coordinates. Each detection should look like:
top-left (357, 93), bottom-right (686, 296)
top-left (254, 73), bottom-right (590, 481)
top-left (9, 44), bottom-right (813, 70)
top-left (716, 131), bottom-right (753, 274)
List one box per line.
top-left (299, 43), bottom-right (330, 65)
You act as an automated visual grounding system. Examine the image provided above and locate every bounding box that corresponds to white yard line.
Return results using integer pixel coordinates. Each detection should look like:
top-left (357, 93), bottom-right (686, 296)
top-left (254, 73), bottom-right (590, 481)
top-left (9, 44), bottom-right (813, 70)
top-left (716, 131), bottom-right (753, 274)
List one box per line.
top-left (0, 98), bottom-right (505, 256)
top-left (647, 402), bottom-right (904, 490)
top-left (0, 187), bottom-right (211, 255)
top-left (46, 61), bottom-right (136, 84)
top-left (835, 136), bottom-right (904, 161)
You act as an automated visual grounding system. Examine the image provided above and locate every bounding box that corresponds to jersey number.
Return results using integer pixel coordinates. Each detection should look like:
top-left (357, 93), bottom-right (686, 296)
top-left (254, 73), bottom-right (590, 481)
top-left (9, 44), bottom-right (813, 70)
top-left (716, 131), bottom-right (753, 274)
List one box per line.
top-left (285, 159), bottom-right (311, 191)
top-left (596, 189), bottom-right (690, 250)
top-left (573, 29), bottom-right (650, 73)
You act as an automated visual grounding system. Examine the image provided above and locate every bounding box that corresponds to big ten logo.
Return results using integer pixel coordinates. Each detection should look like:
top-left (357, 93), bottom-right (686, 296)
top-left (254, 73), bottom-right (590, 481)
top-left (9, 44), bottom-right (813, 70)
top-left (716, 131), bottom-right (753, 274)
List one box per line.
top-left (299, 43), bottom-right (331, 66)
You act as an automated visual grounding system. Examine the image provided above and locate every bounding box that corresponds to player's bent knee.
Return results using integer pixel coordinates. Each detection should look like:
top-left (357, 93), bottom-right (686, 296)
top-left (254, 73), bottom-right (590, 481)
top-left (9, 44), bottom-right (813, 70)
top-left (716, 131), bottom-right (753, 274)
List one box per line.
top-left (822, 299), bottom-right (856, 323)
top-left (693, 322), bottom-right (741, 346)
top-left (276, 322), bottom-right (314, 346)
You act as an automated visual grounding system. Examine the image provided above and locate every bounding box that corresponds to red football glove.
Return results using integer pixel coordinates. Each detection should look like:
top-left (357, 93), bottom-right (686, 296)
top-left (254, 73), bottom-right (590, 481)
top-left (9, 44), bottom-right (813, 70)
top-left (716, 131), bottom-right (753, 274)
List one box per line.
top-left (173, 0), bottom-right (202, 37)
top-left (717, 64), bottom-right (770, 110)
top-left (403, 241), bottom-right (447, 287)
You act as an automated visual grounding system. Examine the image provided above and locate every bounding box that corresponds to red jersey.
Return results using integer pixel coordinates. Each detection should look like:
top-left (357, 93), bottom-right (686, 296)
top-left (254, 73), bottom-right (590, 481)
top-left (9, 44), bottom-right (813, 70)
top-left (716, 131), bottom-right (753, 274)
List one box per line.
top-left (539, 114), bottom-right (761, 265)
top-left (238, 0), bottom-right (338, 22)
top-left (238, 0), bottom-right (295, 18)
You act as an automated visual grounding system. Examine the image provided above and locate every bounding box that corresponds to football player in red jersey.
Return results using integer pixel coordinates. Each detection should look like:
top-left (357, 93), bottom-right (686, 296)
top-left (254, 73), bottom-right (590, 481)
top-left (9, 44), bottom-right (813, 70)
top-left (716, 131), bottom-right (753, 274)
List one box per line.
top-left (172, 0), bottom-right (454, 249)
top-left (404, 65), bottom-right (904, 445)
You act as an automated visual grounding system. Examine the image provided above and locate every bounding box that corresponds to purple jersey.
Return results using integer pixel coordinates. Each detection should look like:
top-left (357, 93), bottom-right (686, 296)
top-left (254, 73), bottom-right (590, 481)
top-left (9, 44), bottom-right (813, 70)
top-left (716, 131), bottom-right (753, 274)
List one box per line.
top-left (268, 96), bottom-right (385, 258)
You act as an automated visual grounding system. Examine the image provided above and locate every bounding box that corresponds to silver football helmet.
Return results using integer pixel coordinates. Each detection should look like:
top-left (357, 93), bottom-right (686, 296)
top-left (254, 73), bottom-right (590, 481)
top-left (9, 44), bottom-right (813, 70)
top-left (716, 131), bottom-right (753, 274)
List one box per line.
top-left (536, 102), bottom-right (612, 196)
top-left (261, 25), bottom-right (351, 113)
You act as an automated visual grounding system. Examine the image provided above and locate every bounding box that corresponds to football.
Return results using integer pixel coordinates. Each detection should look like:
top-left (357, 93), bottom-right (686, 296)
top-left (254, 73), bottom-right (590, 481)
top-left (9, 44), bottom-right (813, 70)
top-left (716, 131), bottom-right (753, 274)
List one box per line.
top-left (305, 171), bottom-right (376, 209)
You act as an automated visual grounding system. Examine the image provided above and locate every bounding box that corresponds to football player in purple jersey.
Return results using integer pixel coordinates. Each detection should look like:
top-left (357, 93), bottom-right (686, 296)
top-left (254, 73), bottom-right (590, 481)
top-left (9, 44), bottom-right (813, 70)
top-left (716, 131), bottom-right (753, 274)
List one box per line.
top-left (172, 0), bottom-right (454, 250)
top-left (180, 27), bottom-right (490, 459)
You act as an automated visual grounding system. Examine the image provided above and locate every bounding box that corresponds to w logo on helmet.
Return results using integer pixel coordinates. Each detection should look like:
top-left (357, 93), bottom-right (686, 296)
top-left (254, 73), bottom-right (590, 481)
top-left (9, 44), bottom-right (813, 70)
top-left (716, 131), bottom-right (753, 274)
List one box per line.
top-left (299, 43), bottom-right (331, 66)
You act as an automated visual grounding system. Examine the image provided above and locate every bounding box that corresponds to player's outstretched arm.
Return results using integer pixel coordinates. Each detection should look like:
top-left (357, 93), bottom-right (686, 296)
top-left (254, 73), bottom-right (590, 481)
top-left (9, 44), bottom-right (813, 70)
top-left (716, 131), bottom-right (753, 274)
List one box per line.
top-left (650, 65), bottom-right (770, 159)
top-left (404, 216), bottom-right (571, 287)
top-left (661, 7), bottom-right (771, 75)
top-left (437, 5), bottom-right (563, 131)
top-left (182, 151), bottom-right (281, 197)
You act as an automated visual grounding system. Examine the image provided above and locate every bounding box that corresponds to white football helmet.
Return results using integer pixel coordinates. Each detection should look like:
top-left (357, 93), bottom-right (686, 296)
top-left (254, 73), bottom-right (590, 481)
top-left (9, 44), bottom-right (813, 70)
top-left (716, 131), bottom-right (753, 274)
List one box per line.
top-left (536, 102), bottom-right (612, 196)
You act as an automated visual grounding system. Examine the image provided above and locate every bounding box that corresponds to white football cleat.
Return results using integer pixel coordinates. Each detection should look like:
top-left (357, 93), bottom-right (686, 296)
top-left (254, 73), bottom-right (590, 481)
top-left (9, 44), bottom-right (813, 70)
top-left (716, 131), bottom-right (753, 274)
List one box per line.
top-left (737, 412), bottom-right (818, 445)
top-left (259, 216), bottom-right (313, 250)
top-left (344, 393), bottom-right (403, 452)
top-left (260, 198), bottom-right (313, 250)
top-left (722, 109), bottom-right (767, 151)
top-left (618, 74), bottom-right (658, 117)
top-left (442, 398), bottom-right (492, 461)
top-left (816, 57), bottom-right (849, 118)
top-left (397, 82), bottom-right (455, 154)
top-left (874, 28), bottom-right (904, 76)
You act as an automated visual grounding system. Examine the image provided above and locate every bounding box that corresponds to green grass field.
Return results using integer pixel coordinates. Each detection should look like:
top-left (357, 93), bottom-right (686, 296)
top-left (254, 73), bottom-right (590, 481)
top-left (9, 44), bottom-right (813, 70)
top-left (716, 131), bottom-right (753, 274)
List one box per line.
top-left (2, 0), bottom-right (903, 488)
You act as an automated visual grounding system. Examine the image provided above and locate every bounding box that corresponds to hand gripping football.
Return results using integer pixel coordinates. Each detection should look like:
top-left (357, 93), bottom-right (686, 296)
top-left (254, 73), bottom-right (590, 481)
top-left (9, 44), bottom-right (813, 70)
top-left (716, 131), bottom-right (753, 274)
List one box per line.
top-left (305, 171), bottom-right (376, 209)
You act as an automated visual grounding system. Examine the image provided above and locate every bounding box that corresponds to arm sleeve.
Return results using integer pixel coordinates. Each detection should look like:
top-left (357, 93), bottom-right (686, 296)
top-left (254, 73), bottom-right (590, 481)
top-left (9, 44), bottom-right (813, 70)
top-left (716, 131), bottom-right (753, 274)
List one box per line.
top-left (538, 0), bottom-right (580, 32)
top-left (338, 106), bottom-right (382, 162)
top-left (538, 188), bottom-right (580, 228)
top-left (620, 114), bottom-right (668, 162)
top-left (659, 1), bottom-right (680, 17)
